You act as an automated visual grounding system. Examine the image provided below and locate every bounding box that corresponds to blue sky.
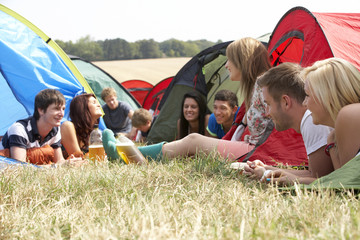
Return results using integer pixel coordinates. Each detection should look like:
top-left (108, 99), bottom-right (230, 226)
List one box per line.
top-left (1, 0), bottom-right (359, 42)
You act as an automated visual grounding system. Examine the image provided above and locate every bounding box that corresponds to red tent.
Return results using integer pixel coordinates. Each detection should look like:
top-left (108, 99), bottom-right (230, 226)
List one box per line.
top-left (268, 6), bottom-right (360, 70)
top-left (143, 76), bottom-right (173, 115)
top-left (122, 80), bottom-right (153, 106)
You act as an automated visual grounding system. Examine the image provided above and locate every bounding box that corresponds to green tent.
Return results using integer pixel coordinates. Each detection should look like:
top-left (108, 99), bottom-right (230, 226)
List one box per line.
top-left (69, 56), bottom-right (140, 109)
top-left (146, 41), bottom-right (237, 143)
top-left (304, 155), bottom-right (360, 190)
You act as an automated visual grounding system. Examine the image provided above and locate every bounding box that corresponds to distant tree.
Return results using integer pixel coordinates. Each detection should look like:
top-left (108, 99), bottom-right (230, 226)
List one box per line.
top-left (57, 35), bottom-right (103, 61)
top-left (159, 39), bottom-right (186, 57)
top-left (129, 42), bottom-right (141, 59)
top-left (56, 36), bottom-right (218, 60)
top-left (190, 39), bottom-right (217, 51)
top-left (184, 41), bottom-right (200, 56)
top-left (101, 38), bottom-right (133, 60)
top-left (56, 40), bottom-right (77, 55)
top-left (136, 39), bottom-right (162, 59)
top-left (76, 36), bottom-right (103, 61)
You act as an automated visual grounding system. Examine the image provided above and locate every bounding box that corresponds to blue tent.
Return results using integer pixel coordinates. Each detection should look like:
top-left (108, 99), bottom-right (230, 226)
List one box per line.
top-left (0, 4), bottom-right (94, 136)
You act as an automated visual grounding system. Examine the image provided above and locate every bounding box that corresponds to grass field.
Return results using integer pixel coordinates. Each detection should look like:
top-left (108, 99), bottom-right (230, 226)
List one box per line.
top-left (1, 154), bottom-right (360, 239)
top-left (93, 58), bottom-right (191, 85)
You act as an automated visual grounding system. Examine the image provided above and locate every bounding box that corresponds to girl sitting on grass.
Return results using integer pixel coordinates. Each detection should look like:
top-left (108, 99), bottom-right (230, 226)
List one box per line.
top-left (177, 91), bottom-right (211, 139)
top-left (61, 93), bottom-right (103, 158)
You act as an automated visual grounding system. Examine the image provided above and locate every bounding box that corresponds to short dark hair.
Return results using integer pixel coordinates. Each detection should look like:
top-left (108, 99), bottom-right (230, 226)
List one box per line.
top-left (257, 62), bottom-right (305, 104)
top-left (214, 89), bottom-right (238, 108)
top-left (34, 89), bottom-right (65, 120)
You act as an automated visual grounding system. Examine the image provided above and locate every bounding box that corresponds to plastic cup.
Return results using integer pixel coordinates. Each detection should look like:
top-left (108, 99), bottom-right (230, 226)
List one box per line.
top-left (88, 144), bottom-right (106, 161)
top-left (116, 142), bottom-right (147, 165)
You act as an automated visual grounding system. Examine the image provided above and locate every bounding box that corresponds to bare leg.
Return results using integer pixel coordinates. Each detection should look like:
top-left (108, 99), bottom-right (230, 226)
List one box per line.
top-left (162, 133), bottom-right (220, 158)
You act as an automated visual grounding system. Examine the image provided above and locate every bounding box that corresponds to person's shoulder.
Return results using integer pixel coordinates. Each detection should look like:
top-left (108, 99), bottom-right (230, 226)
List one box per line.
top-left (118, 101), bottom-right (132, 110)
top-left (102, 104), bottom-right (109, 112)
top-left (338, 103), bottom-right (360, 116)
top-left (61, 121), bottom-right (75, 130)
top-left (7, 121), bottom-right (27, 135)
top-left (337, 104), bottom-right (360, 124)
top-left (118, 100), bottom-right (131, 106)
top-left (7, 116), bottom-right (33, 133)
top-left (208, 113), bottom-right (217, 124)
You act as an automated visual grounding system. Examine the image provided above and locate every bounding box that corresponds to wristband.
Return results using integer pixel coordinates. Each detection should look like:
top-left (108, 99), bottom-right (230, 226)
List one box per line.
top-left (325, 142), bottom-right (335, 156)
top-left (260, 169), bottom-right (272, 182)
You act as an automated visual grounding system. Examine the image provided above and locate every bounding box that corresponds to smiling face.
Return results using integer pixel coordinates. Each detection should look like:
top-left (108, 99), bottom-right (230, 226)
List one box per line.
top-left (88, 96), bottom-right (103, 120)
top-left (183, 97), bottom-right (200, 123)
top-left (104, 95), bottom-right (119, 110)
top-left (262, 86), bottom-right (292, 131)
top-left (225, 59), bottom-right (242, 81)
top-left (303, 81), bottom-right (330, 126)
top-left (213, 100), bottom-right (236, 125)
top-left (38, 103), bottom-right (65, 128)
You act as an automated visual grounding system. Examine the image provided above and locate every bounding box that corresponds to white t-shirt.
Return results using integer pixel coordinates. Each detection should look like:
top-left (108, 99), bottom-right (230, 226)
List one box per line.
top-left (301, 110), bottom-right (332, 155)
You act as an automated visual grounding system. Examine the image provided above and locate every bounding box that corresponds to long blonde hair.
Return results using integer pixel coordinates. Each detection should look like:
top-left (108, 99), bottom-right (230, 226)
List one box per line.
top-left (302, 58), bottom-right (360, 122)
top-left (226, 37), bottom-right (271, 110)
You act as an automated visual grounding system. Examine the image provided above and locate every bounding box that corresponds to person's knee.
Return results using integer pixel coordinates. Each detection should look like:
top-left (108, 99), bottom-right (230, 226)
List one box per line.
top-left (184, 133), bottom-right (203, 142)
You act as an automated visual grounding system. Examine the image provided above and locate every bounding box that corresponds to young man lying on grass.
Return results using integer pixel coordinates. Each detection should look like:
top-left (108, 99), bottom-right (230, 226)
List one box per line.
top-left (0, 89), bottom-right (85, 166)
top-left (243, 62), bottom-right (333, 185)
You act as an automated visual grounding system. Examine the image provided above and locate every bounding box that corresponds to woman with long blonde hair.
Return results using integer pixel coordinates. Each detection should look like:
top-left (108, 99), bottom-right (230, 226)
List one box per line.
top-left (303, 57), bottom-right (360, 169)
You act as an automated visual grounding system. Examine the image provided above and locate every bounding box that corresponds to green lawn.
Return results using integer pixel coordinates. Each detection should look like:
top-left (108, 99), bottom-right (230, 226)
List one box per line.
top-left (1, 154), bottom-right (359, 239)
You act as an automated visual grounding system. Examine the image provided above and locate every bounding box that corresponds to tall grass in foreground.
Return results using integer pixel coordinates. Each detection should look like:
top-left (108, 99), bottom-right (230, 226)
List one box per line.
top-left (0, 154), bottom-right (360, 239)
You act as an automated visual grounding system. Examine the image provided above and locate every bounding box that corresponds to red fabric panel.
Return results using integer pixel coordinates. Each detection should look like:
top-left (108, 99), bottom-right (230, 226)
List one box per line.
top-left (268, 8), bottom-right (334, 67)
top-left (270, 38), bottom-right (304, 65)
top-left (122, 80), bottom-right (153, 89)
top-left (222, 102), bottom-right (246, 140)
top-left (313, 12), bottom-right (360, 71)
top-left (143, 77), bottom-right (173, 112)
top-left (128, 90), bottom-right (151, 105)
top-left (222, 102), bottom-right (308, 166)
top-left (122, 80), bottom-right (153, 105)
top-left (238, 128), bottom-right (308, 166)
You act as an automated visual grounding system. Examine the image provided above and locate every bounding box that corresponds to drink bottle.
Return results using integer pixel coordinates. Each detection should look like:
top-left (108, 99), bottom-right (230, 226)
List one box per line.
top-left (88, 124), bottom-right (106, 161)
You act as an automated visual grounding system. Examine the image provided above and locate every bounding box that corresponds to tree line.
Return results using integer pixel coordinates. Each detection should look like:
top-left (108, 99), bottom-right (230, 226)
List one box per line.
top-left (56, 36), bottom-right (221, 61)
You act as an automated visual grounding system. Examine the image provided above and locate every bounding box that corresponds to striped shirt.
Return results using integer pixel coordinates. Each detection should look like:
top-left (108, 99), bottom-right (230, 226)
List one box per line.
top-left (0, 116), bottom-right (61, 150)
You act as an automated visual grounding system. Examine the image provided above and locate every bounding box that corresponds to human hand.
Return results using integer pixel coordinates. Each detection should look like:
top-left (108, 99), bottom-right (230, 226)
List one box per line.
top-left (244, 165), bottom-right (266, 180)
top-left (247, 160), bottom-right (266, 169)
top-left (66, 155), bottom-right (88, 167)
top-left (267, 170), bottom-right (298, 186)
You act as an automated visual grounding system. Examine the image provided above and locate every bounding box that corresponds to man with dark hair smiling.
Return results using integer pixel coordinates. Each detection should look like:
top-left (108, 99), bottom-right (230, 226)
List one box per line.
top-left (207, 89), bottom-right (239, 139)
top-left (0, 89), bottom-right (83, 165)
